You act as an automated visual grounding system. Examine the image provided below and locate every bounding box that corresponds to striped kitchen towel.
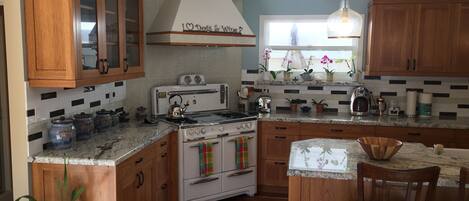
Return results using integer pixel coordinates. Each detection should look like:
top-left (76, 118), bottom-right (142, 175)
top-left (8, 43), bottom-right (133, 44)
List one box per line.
top-left (235, 136), bottom-right (249, 169)
top-left (198, 142), bottom-right (214, 177)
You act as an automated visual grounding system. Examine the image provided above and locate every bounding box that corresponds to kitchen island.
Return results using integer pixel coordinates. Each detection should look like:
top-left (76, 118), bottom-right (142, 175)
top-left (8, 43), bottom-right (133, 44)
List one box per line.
top-left (288, 139), bottom-right (469, 201)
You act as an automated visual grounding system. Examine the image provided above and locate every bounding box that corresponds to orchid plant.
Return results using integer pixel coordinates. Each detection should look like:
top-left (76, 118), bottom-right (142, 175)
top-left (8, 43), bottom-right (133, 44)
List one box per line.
top-left (303, 56), bottom-right (314, 75)
top-left (320, 55), bottom-right (334, 75)
top-left (258, 48), bottom-right (272, 73)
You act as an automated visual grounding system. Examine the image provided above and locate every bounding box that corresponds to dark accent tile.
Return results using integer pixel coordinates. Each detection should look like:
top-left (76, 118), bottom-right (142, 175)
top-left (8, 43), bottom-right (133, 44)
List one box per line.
top-left (424, 80), bottom-right (442, 85)
top-left (389, 80), bottom-right (407, 84)
top-left (115, 107), bottom-right (124, 112)
top-left (338, 101), bottom-right (351, 105)
top-left (284, 89), bottom-right (300, 94)
top-left (27, 109), bottom-right (35, 117)
top-left (40, 92), bottom-right (57, 100)
top-left (458, 104), bottom-right (469, 109)
top-left (450, 85), bottom-right (468, 90)
top-left (380, 92), bottom-right (398, 96)
top-left (432, 93), bottom-right (450, 98)
top-left (246, 69), bottom-right (259, 74)
top-left (276, 106), bottom-right (291, 111)
top-left (253, 88), bottom-right (262, 93)
top-left (307, 86), bottom-right (324, 90)
top-left (71, 98), bottom-right (85, 107)
top-left (324, 108), bottom-right (339, 113)
top-left (106, 93), bottom-right (110, 99)
top-left (84, 86), bottom-right (96, 92)
top-left (364, 76), bottom-right (381, 80)
top-left (115, 81), bottom-right (124, 87)
top-left (331, 90), bottom-right (347, 95)
top-left (90, 100), bottom-right (101, 108)
top-left (43, 143), bottom-right (51, 150)
top-left (439, 112), bottom-right (457, 118)
top-left (241, 81), bottom-right (255, 85)
top-left (406, 88), bottom-right (424, 93)
top-left (49, 109), bottom-right (65, 118)
top-left (113, 92), bottom-right (116, 97)
top-left (28, 132), bottom-right (43, 142)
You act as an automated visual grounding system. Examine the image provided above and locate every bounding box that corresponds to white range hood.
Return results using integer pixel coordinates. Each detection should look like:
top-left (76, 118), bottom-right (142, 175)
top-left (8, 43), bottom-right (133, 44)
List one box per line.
top-left (146, 0), bottom-right (256, 47)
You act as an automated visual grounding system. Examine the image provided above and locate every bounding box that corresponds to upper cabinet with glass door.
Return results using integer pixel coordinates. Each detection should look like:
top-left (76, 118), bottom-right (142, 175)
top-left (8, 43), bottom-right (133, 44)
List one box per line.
top-left (24, 0), bottom-right (144, 88)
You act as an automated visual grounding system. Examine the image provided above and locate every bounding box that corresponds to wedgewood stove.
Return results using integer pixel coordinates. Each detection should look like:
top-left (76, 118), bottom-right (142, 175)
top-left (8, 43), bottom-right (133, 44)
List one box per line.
top-left (152, 84), bottom-right (258, 201)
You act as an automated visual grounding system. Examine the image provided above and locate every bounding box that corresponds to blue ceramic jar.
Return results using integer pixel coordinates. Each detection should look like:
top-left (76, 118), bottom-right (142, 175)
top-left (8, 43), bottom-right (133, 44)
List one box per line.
top-left (48, 117), bottom-right (75, 149)
top-left (73, 112), bottom-right (95, 140)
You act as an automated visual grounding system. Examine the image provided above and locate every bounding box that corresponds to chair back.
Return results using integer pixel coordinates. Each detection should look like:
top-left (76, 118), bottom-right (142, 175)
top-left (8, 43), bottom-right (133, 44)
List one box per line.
top-left (357, 162), bottom-right (440, 201)
top-left (461, 167), bottom-right (469, 201)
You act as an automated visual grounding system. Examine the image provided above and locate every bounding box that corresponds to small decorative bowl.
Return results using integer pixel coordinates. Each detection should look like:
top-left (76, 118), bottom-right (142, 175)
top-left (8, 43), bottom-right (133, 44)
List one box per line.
top-left (300, 106), bottom-right (311, 113)
top-left (357, 137), bottom-right (403, 161)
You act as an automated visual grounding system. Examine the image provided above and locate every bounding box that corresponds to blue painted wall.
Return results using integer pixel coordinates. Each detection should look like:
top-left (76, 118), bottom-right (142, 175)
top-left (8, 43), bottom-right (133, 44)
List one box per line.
top-left (242, 0), bottom-right (370, 69)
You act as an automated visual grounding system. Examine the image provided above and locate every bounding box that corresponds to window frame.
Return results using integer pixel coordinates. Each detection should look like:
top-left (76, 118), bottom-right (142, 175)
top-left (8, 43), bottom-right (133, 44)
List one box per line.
top-left (258, 15), bottom-right (364, 73)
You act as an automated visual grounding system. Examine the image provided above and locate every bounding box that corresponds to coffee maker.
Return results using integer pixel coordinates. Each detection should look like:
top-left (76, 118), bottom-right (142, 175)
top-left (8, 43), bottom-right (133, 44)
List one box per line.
top-left (350, 87), bottom-right (371, 116)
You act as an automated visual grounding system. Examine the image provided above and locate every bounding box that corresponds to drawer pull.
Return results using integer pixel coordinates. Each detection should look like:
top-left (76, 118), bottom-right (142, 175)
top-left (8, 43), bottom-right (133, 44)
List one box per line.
top-left (190, 177), bottom-right (219, 185)
top-left (135, 157), bottom-right (144, 164)
top-left (228, 170), bottom-right (254, 177)
top-left (408, 132), bottom-right (421, 136)
top-left (274, 136), bottom-right (287, 140)
top-left (160, 141), bottom-right (168, 147)
top-left (274, 161), bottom-right (286, 165)
top-left (161, 152), bottom-right (168, 158)
top-left (275, 127), bottom-right (287, 130)
top-left (330, 129), bottom-right (343, 133)
top-left (161, 183), bottom-right (168, 190)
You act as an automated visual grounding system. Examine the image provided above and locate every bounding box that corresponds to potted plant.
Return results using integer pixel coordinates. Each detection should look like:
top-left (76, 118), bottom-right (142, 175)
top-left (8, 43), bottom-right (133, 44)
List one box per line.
top-left (283, 59), bottom-right (293, 81)
top-left (345, 58), bottom-right (361, 82)
top-left (312, 99), bottom-right (328, 113)
top-left (321, 55), bottom-right (334, 82)
top-left (286, 98), bottom-right (306, 112)
top-left (258, 48), bottom-right (272, 81)
top-left (301, 56), bottom-right (314, 81)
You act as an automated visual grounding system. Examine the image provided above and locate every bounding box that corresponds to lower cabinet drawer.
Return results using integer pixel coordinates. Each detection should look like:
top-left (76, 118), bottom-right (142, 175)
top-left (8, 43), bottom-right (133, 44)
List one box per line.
top-left (222, 167), bottom-right (256, 192)
top-left (300, 123), bottom-right (375, 139)
top-left (261, 134), bottom-right (298, 160)
top-left (375, 127), bottom-right (454, 147)
top-left (184, 174), bottom-right (222, 200)
top-left (453, 130), bottom-right (469, 149)
top-left (260, 160), bottom-right (289, 187)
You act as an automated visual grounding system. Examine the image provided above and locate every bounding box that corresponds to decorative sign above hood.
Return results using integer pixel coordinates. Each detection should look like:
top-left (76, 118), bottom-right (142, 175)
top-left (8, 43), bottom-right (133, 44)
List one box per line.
top-left (146, 0), bottom-right (256, 47)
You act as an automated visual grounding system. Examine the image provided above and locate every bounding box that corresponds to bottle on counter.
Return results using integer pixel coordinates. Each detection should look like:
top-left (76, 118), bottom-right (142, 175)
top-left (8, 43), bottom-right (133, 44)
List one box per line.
top-left (48, 117), bottom-right (76, 150)
top-left (73, 112), bottom-right (95, 140)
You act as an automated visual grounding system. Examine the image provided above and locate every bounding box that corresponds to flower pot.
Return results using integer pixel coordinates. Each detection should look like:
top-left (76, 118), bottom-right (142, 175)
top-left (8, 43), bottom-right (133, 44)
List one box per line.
top-left (315, 104), bottom-right (326, 113)
top-left (290, 104), bottom-right (299, 112)
top-left (301, 73), bottom-right (313, 81)
top-left (259, 71), bottom-right (270, 81)
top-left (284, 72), bottom-right (292, 81)
top-left (326, 73), bottom-right (334, 82)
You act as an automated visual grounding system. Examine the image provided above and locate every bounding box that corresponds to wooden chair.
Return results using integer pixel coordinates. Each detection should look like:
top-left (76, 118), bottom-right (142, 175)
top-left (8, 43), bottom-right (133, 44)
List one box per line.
top-left (461, 167), bottom-right (469, 201)
top-left (357, 162), bottom-right (441, 201)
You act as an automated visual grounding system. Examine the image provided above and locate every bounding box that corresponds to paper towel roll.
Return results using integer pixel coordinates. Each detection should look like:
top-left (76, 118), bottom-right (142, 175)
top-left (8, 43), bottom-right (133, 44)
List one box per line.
top-left (406, 91), bottom-right (418, 117)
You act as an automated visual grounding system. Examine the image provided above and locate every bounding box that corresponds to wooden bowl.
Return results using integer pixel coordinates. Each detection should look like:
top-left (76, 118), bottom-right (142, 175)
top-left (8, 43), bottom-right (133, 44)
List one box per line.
top-left (357, 137), bottom-right (403, 161)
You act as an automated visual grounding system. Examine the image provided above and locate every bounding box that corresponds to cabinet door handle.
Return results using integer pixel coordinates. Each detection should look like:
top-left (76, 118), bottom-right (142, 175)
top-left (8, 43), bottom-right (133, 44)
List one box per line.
top-left (98, 59), bottom-right (105, 74)
top-left (407, 59), bottom-right (411, 71)
top-left (123, 58), bottom-right (129, 72)
top-left (161, 152), bottom-right (168, 158)
top-left (103, 59), bottom-right (109, 74)
top-left (408, 132), bottom-right (421, 136)
top-left (136, 172), bottom-right (142, 189)
top-left (135, 157), bottom-right (144, 164)
top-left (161, 183), bottom-right (168, 190)
top-left (274, 136), bottom-right (287, 140)
top-left (274, 161), bottom-right (286, 165)
top-left (275, 126), bottom-right (287, 130)
top-left (330, 129), bottom-right (343, 133)
top-left (160, 141), bottom-right (168, 147)
top-left (140, 171), bottom-right (145, 186)
top-left (190, 177), bottom-right (219, 185)
top-left (412, 59), bottom-right (417, 71)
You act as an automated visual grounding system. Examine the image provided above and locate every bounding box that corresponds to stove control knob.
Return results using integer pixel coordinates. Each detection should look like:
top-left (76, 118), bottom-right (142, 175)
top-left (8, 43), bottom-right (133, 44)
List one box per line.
top-left (218, 127), bottom-right (224, 132)
top-left (246, 122), bottom-right (252, 129)
top-left (200, 128), bottom-right (206, 134)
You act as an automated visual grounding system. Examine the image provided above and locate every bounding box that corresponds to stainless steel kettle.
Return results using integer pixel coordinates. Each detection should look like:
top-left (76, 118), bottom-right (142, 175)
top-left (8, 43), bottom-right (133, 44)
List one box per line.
top-left (167, 94), bottom-right (189, 119)
top-left (256, 95), bottom-right (272, 113)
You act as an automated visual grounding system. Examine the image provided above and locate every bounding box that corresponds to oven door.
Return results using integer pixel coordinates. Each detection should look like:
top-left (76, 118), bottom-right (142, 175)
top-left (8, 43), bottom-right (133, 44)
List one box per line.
top-left (222, 132), bottom-right (257, 172)
top-left (183, 138), bottom-right (222, 180)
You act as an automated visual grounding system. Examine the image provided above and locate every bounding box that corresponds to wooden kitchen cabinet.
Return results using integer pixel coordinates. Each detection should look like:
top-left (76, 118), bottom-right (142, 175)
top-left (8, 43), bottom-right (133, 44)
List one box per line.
top-left (24, 0), bottom-right (144, 88)
top-left (300, 124), bottom-right (376, 139)
top-left (261, 160), bottom-right (290, 187)
top-left (375, 126), bottom-right (455, 147)
top-left (366, 0), bottom-right (469, 76)
top-left (32, 134), bottom-right (174, 201)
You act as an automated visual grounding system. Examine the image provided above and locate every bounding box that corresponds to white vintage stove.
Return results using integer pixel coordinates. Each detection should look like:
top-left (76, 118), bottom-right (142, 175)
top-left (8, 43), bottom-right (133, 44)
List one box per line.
top-left (152, 84), bottom-right (257, 201)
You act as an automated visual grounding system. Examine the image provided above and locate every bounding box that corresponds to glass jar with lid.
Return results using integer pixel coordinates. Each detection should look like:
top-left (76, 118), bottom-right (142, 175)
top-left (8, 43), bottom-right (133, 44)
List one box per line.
top-left (73, 112), bottom-right (95, 140)
top-left (48, 117), bottom-right (75, 149)
top-left (95, 109), bottom-right (112, 132)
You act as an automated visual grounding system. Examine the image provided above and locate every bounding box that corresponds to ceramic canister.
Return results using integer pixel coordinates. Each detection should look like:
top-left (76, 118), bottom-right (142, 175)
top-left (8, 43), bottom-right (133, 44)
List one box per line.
top-left (418, 93), bottom-right (433, 117)
top-left (49, 117), bottom-right (75, 150)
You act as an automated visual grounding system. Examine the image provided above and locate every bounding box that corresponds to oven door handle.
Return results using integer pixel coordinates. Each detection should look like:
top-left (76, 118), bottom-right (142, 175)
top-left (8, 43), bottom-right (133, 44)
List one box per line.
top-left (227, 170), bottom-right (253, 177)
top-left (240, 130), bottom-right (256, 134)
top-left (190, 141), bottom-right (219, 148)
top-left (228, 136), bottom-right (254, 142)
top-left (190, 177), bottom-right (219, 185)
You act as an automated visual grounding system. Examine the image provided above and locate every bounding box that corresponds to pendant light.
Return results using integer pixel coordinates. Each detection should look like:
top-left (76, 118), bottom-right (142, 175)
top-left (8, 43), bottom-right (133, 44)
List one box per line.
top-left (327, 0), bottom-right (363, 38)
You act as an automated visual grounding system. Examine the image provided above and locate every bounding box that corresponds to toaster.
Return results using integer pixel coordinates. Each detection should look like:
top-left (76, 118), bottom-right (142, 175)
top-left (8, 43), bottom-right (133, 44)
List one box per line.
top-left (350, 87), bottom-right (371, 116)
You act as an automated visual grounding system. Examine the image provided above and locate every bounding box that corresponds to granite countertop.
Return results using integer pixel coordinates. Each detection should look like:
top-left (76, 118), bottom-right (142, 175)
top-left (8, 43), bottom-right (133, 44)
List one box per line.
top-left (288, 138), bottom-right (469, 187)
top-left (258, 112), bottom-right (469, 130)
top-left (30, 121), bottom-right (177, 166)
